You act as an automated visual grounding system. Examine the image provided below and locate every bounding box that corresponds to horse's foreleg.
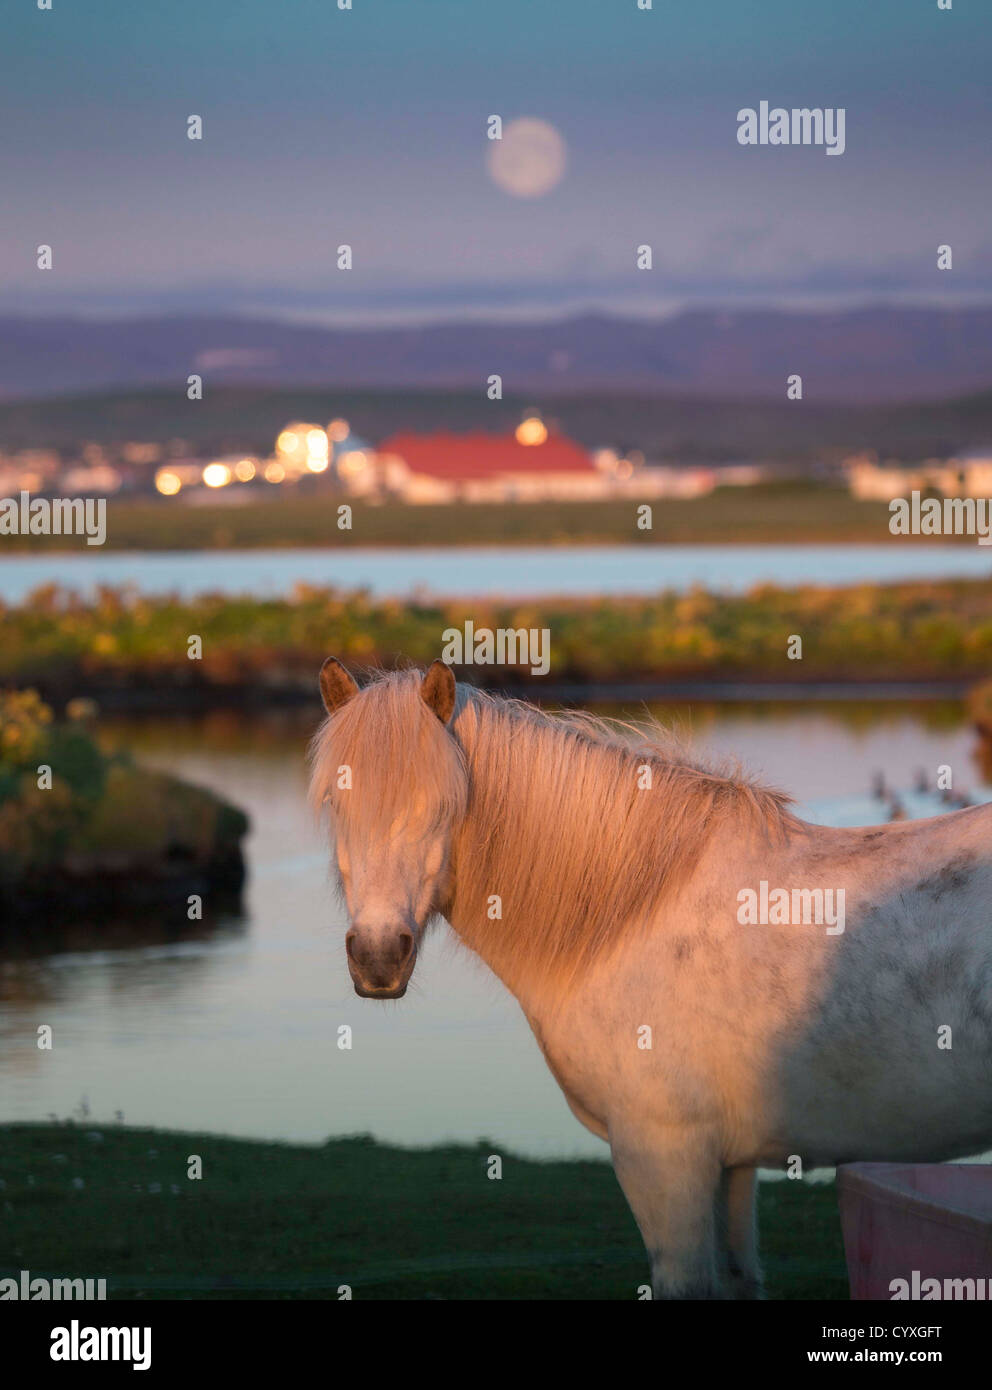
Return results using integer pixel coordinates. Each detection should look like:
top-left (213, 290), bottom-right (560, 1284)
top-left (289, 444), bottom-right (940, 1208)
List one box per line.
top-left (718, 1165), bottom-right (763, 1299)
top-left (610, 1123), bottom-right (724, 1299)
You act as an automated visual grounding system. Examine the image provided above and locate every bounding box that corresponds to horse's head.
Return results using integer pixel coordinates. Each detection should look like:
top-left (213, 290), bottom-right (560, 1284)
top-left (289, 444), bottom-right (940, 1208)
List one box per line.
top-left (311, 659), bottom-right (467, 999)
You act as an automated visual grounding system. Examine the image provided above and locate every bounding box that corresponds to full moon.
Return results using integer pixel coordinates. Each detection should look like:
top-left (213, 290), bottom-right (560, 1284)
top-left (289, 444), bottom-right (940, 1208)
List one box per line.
top-left (487, 117), bottom-right (567, 198)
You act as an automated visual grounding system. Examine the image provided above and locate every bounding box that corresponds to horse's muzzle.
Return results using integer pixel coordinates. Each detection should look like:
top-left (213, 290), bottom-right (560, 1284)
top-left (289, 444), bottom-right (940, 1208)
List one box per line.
top-left (353, 980), bottom-right (409, 1000)
top-left (345, 927), bottom-right (416, 999)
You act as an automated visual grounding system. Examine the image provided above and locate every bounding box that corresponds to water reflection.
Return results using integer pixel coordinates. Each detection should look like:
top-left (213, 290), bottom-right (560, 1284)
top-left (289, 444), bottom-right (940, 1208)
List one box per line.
top-left (0, 698), bottom-right (987, 1157)
top-left (0, 901), bottom-right (245, 967)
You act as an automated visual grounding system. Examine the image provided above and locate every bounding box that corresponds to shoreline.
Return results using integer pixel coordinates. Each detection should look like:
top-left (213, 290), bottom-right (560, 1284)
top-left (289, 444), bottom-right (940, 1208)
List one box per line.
top-left (22, 676), bottom-right (974, 715)
top-left (1, 536), bottom-right (983, 554)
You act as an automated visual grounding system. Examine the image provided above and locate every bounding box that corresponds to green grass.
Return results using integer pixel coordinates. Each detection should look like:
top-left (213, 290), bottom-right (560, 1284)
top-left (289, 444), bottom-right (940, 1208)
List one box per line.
top-left (0, 1123), bottom-right (849, 1300)
top-left (0, 485), bottom-right (916, 551)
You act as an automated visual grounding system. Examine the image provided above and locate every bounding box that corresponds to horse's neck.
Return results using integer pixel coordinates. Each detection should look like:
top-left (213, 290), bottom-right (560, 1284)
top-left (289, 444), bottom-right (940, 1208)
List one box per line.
top-left (444, 701), bottom-right (571, 1010)
top-left (447, 704), bottom-right (510, 955)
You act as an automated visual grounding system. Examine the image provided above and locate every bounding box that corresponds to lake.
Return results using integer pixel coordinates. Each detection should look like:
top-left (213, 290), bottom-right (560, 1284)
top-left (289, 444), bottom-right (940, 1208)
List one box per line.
top-left (1, 542), bottom-right (991, 601)
top-left (1, 697), bottom-right (986, 1159)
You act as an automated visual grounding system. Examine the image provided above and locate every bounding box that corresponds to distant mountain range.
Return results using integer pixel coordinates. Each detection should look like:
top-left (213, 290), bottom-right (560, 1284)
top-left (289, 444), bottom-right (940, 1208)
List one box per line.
top-left (1, 307), bottom-right (991, 403)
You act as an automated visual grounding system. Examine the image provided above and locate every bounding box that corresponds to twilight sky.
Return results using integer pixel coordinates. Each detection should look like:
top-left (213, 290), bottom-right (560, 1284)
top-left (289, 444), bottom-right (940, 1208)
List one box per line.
top-left (1, 0), bottom-right (990, 322)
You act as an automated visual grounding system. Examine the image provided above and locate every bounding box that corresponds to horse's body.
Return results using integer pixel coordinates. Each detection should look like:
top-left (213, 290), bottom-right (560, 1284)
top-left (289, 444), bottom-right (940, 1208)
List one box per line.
top-left (310, 661), bottom-right (992, 1299)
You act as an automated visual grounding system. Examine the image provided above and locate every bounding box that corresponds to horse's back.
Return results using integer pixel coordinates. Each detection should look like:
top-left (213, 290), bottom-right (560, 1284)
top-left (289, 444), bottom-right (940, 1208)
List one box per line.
top-left (771, 804), bottom-right (992, 1163)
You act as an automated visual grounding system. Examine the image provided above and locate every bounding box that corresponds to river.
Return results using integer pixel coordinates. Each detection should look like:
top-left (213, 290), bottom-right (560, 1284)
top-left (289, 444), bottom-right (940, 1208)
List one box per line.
top-left (0, 698), bottom-right (985, 1159)
top-left (1, 543), bottom-right (991, 601)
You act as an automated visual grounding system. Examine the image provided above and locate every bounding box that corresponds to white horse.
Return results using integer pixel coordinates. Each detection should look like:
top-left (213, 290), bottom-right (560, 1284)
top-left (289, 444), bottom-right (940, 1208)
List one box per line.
top-left (309, 658), bottom-right (992, 1299)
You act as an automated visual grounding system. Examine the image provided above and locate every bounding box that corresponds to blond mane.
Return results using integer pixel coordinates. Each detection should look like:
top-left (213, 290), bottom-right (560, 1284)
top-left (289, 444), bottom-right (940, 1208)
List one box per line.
top-left (309, 669), bottom-right (799, 988)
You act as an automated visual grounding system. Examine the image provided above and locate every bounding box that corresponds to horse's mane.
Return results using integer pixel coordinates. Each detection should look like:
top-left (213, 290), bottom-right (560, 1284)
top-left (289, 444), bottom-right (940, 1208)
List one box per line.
top-left (309, 668), bottom-right (800, 989)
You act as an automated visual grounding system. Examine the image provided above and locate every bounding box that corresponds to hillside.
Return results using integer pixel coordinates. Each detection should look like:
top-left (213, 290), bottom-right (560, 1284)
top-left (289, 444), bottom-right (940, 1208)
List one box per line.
top-left (1, 306), bottom-right (992, 403)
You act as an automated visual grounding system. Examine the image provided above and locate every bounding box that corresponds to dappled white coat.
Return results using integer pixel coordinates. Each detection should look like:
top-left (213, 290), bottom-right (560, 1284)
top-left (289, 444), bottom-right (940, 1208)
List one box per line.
top-left (311, 660), bottom-right (992, 1300)
top-left (517, 804), bottom-right (992, 1299)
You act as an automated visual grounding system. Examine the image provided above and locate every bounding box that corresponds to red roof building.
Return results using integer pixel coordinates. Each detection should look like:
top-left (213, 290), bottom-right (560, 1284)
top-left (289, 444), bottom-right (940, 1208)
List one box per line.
top-left (368, 429), bottom-right (603, 503)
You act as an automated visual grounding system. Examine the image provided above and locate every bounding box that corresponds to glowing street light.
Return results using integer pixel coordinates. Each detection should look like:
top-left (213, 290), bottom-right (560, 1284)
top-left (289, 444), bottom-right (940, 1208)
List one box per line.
top-left (203, 462), bottom-right (232, 488)
top-left (306, 428), bottom-right (329, 472)
top-left (155, 469), bottom-right (182, 496)
top-left (515, 416), bottom-right (548, 446)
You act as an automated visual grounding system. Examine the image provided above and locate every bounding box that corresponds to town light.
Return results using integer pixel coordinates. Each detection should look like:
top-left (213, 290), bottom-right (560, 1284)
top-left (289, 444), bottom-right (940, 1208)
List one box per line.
top-left (234, 458), bottom-right (256, 482)
top-left (264, 461), bottom-right (286, 483)
top-left (338, 450), bottom-right (367, 475)
top-left (203, 462), bottom-right (232, 488)
top-left (515, 417), bottom-right (548, 446)
top-left (155, 469), bottom-right (182, 496)
top-left (328, 418), bottom-right (350, 442)
top-left (305, 428), bottom-right (330, 472)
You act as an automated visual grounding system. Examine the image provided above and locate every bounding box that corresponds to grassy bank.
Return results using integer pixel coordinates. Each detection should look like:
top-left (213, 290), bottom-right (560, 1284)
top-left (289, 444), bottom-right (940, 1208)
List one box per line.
top-left (0, 1123), bottom-right (848, 1299)
top-left (0, 485), bottom-right (913, 550)
top-left (0, 691), bottom-right (247, 917)
top-left (2, 579), bottom-right (992, 699)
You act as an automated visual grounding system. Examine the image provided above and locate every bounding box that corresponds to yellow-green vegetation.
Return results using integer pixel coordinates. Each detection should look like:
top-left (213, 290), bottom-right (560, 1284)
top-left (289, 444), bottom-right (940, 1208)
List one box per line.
top-left (2, 579), bottom-right (992, 695)
top-left (0, 1123), bottom-right (848, 1300)
top-left (0, 690), bottom-right (247, 916)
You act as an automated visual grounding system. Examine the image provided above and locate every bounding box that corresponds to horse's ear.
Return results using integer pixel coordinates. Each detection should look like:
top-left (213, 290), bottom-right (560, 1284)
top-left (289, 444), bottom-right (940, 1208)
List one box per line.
top-left (319, 657), bottom-right (359, 714)
top-left (421, 659), bottom-right (456, 725)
